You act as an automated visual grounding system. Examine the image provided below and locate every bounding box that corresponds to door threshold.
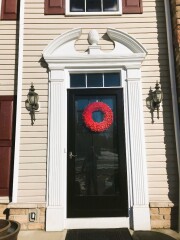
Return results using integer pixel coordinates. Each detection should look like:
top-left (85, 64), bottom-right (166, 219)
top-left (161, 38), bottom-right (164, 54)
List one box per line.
top-left (65, 217), bottom-right (129, 229)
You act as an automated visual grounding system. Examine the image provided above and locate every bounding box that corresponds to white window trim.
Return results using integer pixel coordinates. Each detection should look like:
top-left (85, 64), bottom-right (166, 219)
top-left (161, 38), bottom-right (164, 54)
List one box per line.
top-left (43, 28), bottom-right (150, 231)
top-left (12, 0), bottom-right (25, 203)
top-left (65, 0), bottom-right (122, 15)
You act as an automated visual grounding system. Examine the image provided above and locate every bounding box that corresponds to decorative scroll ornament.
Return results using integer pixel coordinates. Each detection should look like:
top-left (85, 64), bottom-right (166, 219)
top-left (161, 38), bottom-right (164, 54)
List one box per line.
top-left (82, 102), bottom-right (113, 132)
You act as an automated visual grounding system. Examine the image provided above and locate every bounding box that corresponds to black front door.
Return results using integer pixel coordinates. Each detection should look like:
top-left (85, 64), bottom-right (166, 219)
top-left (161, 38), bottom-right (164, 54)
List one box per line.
top-left (67, 88), bottom-right (128, 218)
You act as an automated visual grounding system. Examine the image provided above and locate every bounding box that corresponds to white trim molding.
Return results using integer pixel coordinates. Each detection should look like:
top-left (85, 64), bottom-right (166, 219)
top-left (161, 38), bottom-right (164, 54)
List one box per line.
top-left (43, 28), bottom-right (150, 231)
top-left (12, 0), bottom-right (25, 203)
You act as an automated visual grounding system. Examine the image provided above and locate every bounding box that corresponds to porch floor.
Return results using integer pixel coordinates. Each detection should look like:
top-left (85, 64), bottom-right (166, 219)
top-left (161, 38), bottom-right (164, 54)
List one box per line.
top-left (18, 229), bottom-right (180, 240)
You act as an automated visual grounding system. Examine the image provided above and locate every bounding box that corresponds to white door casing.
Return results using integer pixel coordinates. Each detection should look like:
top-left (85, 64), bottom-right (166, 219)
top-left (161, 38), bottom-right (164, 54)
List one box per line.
top-left (43, 28), bottom-right (151, 231)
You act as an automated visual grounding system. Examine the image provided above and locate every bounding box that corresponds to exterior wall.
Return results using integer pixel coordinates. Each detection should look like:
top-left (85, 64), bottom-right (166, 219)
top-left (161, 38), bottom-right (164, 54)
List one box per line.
top-left (0, 204), bottom-right (8, 220)
top-left (11, 0), bottom-right (179, 229)
top-left (0, 203), bottom-right (45, 230)
top-left (150, 203), bottom-right (178, 229)
top-left (8, 203), bottom-right (45, 230)
top-left (0, 20), bottom-right (18, 95)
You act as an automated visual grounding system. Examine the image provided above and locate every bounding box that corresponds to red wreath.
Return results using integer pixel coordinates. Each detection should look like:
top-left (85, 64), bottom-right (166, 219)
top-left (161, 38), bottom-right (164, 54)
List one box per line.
top-left (82, 102), bottom-right (113, 132)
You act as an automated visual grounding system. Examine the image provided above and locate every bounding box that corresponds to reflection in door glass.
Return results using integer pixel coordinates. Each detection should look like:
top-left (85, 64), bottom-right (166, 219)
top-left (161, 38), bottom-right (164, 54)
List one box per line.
top-left (75, 96), bottom-right (121, 196)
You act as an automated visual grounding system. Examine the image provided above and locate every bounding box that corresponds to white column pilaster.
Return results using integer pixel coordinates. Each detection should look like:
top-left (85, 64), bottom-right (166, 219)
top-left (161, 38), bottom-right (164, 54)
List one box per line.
top-left (126, 68), bottom-right (150, 230)
top-left (46, 69), bottom-right (66, 231)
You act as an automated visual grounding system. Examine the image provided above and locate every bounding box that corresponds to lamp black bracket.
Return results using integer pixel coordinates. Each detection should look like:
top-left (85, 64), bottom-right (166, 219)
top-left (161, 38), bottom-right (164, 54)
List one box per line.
top-left (25, 83), bottom-right (39, 125)
top-left (146, 82), bottom-right (163, 123)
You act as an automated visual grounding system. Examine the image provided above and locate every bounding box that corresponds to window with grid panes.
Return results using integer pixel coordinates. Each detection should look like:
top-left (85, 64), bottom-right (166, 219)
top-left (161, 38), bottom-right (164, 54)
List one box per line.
top-left (70, 0), bottom-right (120, 13)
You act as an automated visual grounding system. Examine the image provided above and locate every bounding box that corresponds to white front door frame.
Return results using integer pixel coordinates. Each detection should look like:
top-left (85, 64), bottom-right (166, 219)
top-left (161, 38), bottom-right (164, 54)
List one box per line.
top-left (43, 28), bottom-right (151, 231)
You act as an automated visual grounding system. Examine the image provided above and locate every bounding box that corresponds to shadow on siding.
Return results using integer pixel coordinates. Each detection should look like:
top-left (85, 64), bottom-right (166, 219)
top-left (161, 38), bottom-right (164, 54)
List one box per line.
top-left (154, 0), bottom-right (179, 230)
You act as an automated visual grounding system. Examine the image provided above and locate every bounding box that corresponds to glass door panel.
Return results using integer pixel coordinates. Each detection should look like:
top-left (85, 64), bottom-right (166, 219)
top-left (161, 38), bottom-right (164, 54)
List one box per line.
top-left (67, 89), bottom-right (128, 218)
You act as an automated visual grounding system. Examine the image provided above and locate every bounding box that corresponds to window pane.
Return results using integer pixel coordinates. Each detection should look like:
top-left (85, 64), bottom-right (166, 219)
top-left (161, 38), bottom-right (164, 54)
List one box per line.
top-left (103, 0), bottom-right (118, 11)
top-left (70, 74), bottom-right (86, 87)
top-left (86, 0), bottom-right (101, 12)
top-left (104, 73), bottom-right (120, 87)
top-left (87, 74), bottom-right (103, 87)
top-left (70, 0), bottom-right (85, 12)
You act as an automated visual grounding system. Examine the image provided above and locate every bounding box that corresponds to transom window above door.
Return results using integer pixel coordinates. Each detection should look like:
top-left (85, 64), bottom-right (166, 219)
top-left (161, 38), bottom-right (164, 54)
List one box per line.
top-left (70, 73), bottom-right (121, 88)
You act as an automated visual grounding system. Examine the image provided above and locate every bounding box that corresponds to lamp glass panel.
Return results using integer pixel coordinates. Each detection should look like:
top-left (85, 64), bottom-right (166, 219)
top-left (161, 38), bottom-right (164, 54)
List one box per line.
top-left (153, 91), bottom-right (162, 103)
top-left (156, 92), bottom-right (162, 101)
top-left (34, 93), bottom-right (39, 104)
top-left (29, 95), bottom-right (35, 105)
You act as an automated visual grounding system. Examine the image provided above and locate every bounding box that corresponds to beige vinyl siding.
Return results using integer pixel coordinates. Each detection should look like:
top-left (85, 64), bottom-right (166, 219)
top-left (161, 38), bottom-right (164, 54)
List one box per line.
top-left (0, 22), bottom-right (18, 95)
top-left (18, 0), bottom-right (178, 204)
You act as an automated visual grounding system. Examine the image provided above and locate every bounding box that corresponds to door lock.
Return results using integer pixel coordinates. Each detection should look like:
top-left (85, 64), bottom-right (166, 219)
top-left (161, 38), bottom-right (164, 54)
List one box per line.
top-left (69, 152), bottom-right (77, 159)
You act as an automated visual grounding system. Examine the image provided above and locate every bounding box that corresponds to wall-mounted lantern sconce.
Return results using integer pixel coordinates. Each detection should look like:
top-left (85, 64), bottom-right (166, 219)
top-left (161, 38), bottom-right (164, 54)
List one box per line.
top-left (146, 82), bottom-right (163, 123)
top-left (25, 83), bottom-right (39, 125)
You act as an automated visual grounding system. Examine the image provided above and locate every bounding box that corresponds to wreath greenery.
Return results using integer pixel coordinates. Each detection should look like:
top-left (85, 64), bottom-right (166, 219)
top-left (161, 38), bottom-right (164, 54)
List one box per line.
top-left (82, 102), bottom-right (113, 132)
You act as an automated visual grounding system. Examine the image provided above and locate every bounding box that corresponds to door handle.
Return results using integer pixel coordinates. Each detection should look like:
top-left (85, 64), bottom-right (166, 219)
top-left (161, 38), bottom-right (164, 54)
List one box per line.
top-left (69, 151), bottom-right (77, 159)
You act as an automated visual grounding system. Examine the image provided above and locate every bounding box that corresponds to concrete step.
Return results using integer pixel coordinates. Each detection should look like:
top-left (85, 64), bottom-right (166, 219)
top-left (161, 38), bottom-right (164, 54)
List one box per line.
top-left (18, 229), bottom-right (180, 240)
top-left (132, 230), bottom-right (180, 240)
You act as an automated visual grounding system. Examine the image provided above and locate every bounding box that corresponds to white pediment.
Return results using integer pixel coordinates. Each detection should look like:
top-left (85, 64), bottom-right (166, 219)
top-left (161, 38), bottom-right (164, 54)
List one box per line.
top-left (43, 28), bottom-right (147, 64)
